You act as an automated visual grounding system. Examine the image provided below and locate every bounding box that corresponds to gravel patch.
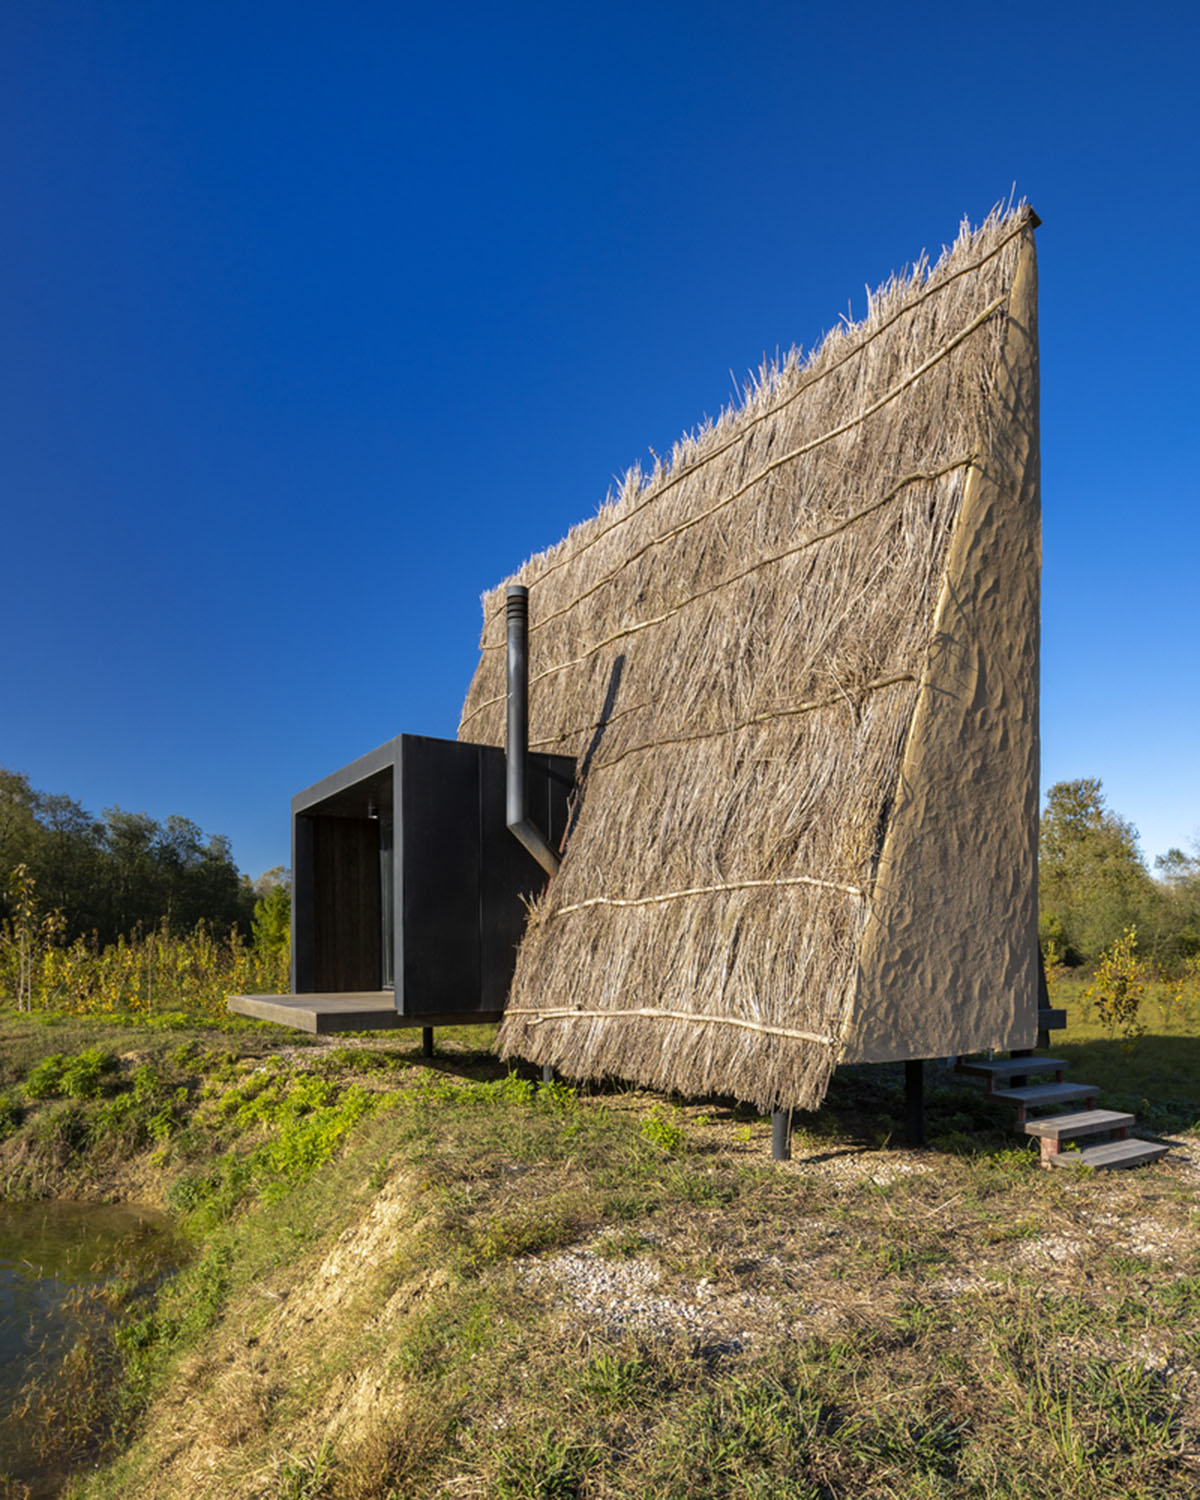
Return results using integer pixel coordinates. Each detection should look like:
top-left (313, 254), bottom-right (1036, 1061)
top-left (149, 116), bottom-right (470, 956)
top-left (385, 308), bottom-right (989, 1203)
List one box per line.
top-left (1013, 1234), bottom-right (1084, 1265)
top-left (519, 1235), bottom-right (791, 1351)
top-left (932, 1273), bottom-right (992, 1297)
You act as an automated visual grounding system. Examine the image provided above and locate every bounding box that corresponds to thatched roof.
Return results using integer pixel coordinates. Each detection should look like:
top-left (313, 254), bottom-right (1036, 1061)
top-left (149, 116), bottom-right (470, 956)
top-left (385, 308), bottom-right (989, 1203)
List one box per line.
top-left (459, 204), bottom-right (1041, 1111)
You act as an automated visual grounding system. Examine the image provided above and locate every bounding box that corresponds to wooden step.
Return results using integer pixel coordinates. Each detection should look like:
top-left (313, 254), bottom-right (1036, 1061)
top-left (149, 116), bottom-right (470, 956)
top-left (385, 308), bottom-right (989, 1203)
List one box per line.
top-left (1024, 1108), bottom-right (1135, 1164)
top-left (957, 1056), bottom-right (1066, 1091)
top-left (1039, 1007), bottom-right (1067, 1030)
top-left (1047, 1138), bottom-right (1169, 1171)
top-left (990, 1081), bottom-right (1097, 1124)
top-left (1023, 1108), bottom-right (1135, 1142)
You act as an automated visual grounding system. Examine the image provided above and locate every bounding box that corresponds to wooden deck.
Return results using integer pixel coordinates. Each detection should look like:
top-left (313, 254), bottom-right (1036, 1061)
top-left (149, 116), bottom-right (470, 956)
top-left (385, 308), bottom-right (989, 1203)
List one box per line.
top-left (227, 992), bottom-right (504, 1034)
top-left (228, 992), bottom-right (403, 1033)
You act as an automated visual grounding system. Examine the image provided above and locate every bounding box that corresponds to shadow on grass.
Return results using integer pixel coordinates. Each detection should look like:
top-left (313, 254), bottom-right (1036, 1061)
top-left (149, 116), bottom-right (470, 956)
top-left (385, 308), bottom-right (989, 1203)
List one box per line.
top-left (819, 1063), bottom-right (1024, 1158)
top-left (665, 1062), bottom-right (1027, 1162)
top-left (406, 1050), bottom-right (518, 1084)
top-left (319, 1027), bottom-right (1200, 1151)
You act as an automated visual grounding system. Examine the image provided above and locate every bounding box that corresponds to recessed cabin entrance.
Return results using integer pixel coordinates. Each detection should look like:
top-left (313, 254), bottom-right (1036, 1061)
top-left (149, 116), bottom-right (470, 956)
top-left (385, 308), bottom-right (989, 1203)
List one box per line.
top-left (229, 734), bottom-right (574, 1034)
top-left (297, 767), bottom-right (391, 994)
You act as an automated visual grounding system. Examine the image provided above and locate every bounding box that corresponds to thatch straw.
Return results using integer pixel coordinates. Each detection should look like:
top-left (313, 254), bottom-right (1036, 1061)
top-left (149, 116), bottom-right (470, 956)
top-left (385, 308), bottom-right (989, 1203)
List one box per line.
top-left (459, 205), bottom-right (1037, 1111)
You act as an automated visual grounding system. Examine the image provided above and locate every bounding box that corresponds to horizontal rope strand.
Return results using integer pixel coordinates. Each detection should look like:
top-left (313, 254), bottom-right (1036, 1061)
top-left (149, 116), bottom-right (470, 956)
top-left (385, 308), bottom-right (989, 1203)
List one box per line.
top-left (463, 456), bottom-right (969, 725)
top-left (589, 673), bottom-right (917, 771)
top-left (506, 1005), bottom-right (837, 1047)
top-left (552, 875), bottom-right (863, 918)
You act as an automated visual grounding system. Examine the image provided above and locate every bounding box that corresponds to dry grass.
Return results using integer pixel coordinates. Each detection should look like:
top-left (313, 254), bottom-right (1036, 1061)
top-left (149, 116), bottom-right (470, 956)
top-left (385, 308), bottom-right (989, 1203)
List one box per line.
top-left (459, 205), bottom-right (1035, 1112)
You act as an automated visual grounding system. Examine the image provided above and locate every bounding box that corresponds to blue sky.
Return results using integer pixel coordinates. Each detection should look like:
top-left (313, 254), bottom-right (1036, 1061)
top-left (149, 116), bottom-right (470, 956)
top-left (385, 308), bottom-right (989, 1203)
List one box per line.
top-left (3, 1), bottom-right (1198, 881)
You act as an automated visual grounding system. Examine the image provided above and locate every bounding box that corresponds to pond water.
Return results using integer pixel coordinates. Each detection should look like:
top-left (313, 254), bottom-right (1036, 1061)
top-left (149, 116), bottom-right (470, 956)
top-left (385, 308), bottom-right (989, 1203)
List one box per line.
top-left (0, 1201), bottom-right (179, 1498)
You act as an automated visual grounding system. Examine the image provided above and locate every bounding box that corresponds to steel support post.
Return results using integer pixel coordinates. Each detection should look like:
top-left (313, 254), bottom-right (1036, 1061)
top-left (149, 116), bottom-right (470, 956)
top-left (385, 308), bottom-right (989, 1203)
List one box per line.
top-left (1009, 1047), bottom-right (1033, 1090)
top-left (905, 1059), bottom-right (925, 1146)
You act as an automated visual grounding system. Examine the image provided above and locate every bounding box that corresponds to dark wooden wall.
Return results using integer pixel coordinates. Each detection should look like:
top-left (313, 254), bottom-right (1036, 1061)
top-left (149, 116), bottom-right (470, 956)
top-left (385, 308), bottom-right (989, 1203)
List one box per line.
top-left (312, 817), bottom-right (381, 991)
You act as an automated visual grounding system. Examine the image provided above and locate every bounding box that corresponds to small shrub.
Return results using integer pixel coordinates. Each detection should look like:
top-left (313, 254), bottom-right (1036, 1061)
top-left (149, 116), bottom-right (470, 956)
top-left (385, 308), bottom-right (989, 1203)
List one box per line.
top-left (60, 1048), bottom-right (120, 1099)
top-left (1086, 928), bottom-right (1146, 1041)
top-left (537, 1078), bottom-right (577, 1110)
top-left (23, 1048), bottom-right (119, 1100)
top-left (24, 1052), bottom-right (70, 1099)
top-left (131, 1063), bottom-right (166, 1103)
top-left (1153, 975), bottom-right (1185, 1028)
top-left (494, 1072), bottom-right (536, 1107)
top-left (1042, 937), bottom-right (1070, 1001)
top-left (164, 1169), bottom-right (214, 1215)
top-left (0, 1090), bottom-right (24, 1140)
top-left (641, 1108), bottom-right (686, 1154)
top-left (88, 1093), bottom-right (150, 1154)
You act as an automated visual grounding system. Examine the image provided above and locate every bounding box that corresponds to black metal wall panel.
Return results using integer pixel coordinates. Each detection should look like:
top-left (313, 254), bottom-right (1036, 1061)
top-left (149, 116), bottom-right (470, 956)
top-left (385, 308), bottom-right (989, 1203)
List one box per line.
top-left (478, 749), bottom-right (574, 1010)
top-left (397, 736), bottom-right (482, 1018)
top-left (292, 814), bottom-right (316, 993)
top-left (291, 733), bottom-right (574, 1021)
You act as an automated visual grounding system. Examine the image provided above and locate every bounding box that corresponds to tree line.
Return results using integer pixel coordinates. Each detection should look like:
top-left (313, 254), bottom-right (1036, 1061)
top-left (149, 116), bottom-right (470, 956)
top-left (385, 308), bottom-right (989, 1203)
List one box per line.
top-left (0, 766), bottom-right (277, 947)
top-left (4, 765), bottom-right (1197, 979)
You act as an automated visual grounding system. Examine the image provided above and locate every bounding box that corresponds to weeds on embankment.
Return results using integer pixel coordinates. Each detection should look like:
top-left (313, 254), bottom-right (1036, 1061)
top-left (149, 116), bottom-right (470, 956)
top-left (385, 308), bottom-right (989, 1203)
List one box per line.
top-left (1, 1007), bottom-right (1198, 1500)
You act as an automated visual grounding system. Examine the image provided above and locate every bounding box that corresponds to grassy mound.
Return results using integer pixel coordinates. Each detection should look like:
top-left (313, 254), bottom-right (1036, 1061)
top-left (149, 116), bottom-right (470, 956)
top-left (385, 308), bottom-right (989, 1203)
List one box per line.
top-left (0, 1008), bottom-right (1197, 1499)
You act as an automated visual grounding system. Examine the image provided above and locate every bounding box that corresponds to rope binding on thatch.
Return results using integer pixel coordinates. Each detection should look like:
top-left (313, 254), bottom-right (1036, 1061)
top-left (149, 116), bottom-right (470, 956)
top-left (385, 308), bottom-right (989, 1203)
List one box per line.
top-left (543, 671), bottom-right (918, 766)
top-left (459, 280), bottom-right (1007, 727)
top-left (463, 449), bottom-right (977, 726)
top-left (505, 1006), bottom-right (838, 1048)
top-left (551, 874), bottom-right (863, 918)
top-left (520, 295), bottom-right (1005, 639)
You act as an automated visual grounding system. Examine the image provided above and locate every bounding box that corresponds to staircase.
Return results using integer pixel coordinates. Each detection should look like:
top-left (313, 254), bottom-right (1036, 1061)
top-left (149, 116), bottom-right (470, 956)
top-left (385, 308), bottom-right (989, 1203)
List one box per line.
top-left (955, 1004), bottom-right (1169, 1170)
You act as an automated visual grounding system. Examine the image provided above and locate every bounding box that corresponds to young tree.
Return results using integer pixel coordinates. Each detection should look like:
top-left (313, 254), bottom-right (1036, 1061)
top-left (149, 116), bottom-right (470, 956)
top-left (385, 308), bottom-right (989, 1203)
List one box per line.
top-left (0, 769), bottom-right (40, 876)
top-left (1085, 926), bottom-right (1146, 1040)
top-left (251, 867), bottom-right (291, 968)
top-left (1039, 779), bottom-right (1158, 966)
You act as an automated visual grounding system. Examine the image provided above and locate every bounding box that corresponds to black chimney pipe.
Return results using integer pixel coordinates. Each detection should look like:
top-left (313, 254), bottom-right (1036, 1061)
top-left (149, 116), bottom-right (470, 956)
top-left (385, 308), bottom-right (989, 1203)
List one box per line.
top-left (506, 586), bottom-right (561, 877)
